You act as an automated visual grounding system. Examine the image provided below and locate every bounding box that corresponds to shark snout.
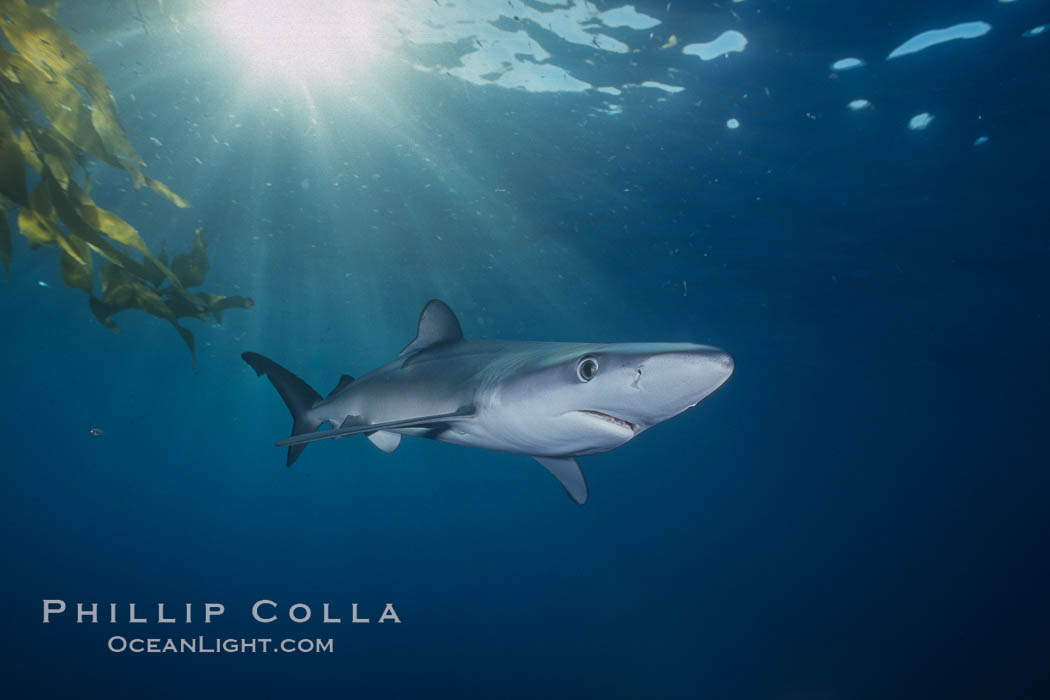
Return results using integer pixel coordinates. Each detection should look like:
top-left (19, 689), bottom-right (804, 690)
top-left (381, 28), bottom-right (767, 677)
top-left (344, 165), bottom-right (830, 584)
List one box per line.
top-left (700, 347), bottom-right (734, 379)
top-left (618, 345), bottom-right (733, 425)
top-left (664, 346), bottom-right (734, 394)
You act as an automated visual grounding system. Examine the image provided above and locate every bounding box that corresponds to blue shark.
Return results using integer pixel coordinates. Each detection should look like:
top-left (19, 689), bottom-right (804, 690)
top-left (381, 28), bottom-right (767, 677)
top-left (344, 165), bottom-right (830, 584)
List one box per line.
top-left (243, 300), bottom-right (733, 504)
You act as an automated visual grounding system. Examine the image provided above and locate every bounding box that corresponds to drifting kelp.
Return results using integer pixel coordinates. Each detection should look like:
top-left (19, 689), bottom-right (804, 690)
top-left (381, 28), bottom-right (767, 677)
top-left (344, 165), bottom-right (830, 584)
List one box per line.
top-left (0, 0), bottom-right (251, 370)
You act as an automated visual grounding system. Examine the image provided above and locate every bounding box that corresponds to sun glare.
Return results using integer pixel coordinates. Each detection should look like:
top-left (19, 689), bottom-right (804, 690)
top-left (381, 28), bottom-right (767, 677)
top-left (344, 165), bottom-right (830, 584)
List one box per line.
top-left (212, 0), bottom-right (387, 84)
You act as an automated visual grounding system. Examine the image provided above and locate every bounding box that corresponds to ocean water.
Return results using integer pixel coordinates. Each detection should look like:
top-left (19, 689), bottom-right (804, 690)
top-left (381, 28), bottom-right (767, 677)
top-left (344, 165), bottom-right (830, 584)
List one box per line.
top-left (2, 1), bottom-right (1048, 698)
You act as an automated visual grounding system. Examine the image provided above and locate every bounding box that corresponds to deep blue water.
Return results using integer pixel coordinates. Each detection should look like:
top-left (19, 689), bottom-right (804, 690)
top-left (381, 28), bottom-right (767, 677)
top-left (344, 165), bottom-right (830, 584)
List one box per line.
top-left (2, 1), bottom-right (1049, 698)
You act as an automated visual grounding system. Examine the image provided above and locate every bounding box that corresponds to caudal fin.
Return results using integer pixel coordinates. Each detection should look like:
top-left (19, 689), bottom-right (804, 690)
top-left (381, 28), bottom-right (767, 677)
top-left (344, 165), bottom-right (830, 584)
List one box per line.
top-left (242, 352), bottom-right (323, 466)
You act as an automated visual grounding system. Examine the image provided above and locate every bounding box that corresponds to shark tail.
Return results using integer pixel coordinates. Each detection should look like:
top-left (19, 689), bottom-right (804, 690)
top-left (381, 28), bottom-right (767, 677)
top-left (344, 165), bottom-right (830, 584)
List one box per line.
top-left (242, 352), bottom-right (323, 467)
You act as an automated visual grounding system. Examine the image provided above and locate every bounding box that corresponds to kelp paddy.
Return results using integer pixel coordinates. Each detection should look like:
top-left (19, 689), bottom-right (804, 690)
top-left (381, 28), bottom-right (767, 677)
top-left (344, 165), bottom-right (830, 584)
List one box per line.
top-left (0, 0), bottom-right (251, 370)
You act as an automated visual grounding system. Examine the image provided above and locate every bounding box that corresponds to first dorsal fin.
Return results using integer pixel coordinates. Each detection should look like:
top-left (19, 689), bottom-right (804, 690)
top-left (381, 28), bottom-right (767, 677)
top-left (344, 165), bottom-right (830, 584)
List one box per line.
top-left (327, 374), bottom-right (354, 398)
top-left (399, 299), bottom-right (464, 357)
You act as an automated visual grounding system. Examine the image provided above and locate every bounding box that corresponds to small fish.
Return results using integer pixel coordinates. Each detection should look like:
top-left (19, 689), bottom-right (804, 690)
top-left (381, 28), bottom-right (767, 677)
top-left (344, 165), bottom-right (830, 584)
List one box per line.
top-left (38, 280), bottom-right (49, 287)
top-left (149, 136), bottom-right (163, 146)
top-left (89, 428), bottom-right (104, 436)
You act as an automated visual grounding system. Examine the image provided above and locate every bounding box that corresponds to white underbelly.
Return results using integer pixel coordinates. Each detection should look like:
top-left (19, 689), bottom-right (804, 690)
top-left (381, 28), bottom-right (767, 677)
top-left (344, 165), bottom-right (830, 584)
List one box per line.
top-left (397, 414), bottom-right (631, 457)
top-left (397, 423), bottom-right (532, 455)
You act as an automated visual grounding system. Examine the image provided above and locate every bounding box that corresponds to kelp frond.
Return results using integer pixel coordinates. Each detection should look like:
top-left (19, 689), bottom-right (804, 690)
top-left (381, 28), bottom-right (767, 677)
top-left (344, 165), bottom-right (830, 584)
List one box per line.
top-left (0, 0), bottom-right (252, 370)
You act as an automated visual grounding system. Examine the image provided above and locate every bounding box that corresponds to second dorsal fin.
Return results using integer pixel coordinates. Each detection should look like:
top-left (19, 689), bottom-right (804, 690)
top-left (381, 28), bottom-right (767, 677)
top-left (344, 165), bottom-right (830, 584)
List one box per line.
top-left (399, 299), bottom-right (464, 357)
top-left (327, 374), bottom-right (354, 398)
top-left (325, 375), bottom-right (354, 396)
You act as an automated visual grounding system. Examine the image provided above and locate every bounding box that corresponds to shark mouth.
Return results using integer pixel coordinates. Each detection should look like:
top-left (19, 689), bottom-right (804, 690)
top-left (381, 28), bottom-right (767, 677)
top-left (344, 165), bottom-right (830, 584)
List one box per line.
top-left (578, 410), bottom-right (637, 433)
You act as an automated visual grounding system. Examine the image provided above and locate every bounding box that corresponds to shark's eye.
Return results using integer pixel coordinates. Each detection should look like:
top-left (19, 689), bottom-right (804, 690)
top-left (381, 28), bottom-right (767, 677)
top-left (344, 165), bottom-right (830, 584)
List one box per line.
top-left (576, 356), bottom-right (599, 382)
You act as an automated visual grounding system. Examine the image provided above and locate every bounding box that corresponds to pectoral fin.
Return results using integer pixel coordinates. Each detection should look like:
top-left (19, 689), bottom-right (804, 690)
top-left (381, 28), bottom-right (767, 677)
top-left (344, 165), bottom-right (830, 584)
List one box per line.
top-left (276, 406), bottom-right (474, 448)
top-left (533, 456), bottom-right (588, 505)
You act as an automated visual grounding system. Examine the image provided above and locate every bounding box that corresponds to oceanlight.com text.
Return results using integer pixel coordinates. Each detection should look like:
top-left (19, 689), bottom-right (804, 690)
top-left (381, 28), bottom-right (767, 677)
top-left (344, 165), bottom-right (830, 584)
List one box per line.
top-left (107, 636), bottom-right (334, 654)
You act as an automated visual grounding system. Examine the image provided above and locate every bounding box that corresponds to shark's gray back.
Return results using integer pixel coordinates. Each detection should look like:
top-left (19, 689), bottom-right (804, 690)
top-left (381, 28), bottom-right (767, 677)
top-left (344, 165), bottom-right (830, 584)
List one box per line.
top-left (314, 339), bottom-right (586, 426)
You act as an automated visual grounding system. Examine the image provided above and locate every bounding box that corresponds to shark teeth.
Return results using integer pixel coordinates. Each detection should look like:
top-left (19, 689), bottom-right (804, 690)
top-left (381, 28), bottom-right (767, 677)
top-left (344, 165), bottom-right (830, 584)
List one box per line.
top-left (578, 410), bottom-right (636, 433)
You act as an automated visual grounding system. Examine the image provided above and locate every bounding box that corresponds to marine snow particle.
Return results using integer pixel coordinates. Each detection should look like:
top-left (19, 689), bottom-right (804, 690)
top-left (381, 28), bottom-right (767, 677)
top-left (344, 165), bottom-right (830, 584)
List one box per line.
top-left (908, 113), bottom-right (934, 130)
